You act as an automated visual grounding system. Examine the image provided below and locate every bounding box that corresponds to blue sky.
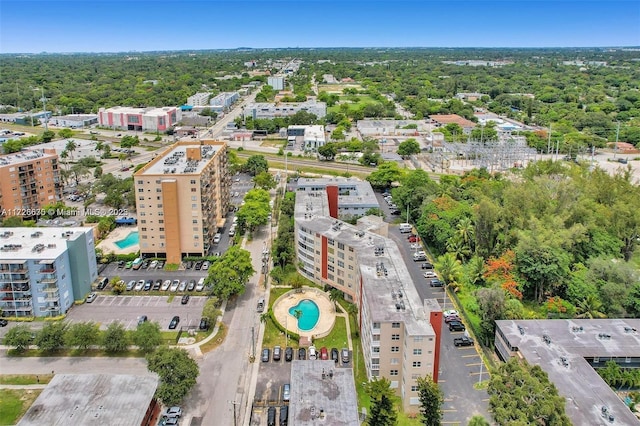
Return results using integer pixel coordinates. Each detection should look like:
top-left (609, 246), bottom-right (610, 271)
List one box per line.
top-left (1, 1), bottom-right (638, 53)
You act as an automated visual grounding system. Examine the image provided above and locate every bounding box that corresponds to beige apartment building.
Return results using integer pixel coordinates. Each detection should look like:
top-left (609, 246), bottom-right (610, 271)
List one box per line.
top-left (0, 149), bottom-right (62, 219)
top-left (133, 140), bottom-right (229, 264)
top-left (294, 179), bottom-right (442, 414)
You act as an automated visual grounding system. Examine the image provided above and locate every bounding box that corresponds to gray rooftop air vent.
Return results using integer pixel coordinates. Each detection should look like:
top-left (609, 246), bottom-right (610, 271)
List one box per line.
top-left (598, 333), bottom-right (612, 340)
top-left (571, 326), bottom-right (584, 332)
top-left (543, 334), bottom-right (551, 345)
top-left (624, 327), bottom-right (637, 333)
top-left (518, 325), bottom-right (525, 335)
top-left (560, 357), bottom-right (569, 367)
top-left (396, 303), bottom-right (401, 311)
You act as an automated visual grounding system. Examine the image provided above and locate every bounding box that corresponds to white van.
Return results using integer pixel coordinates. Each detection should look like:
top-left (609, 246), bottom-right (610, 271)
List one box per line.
top-left (257, 297), bottom-right (265, 312)
top-left (399, 223), bottom-right (412, 233)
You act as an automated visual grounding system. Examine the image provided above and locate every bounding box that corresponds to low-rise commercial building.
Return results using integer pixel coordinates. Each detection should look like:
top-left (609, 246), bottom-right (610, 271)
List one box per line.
top-left (357, 119), bottom-right (432, 136)
top-left (48, 114), bottom-right (98, 128)
top-left (495, 319), bottom-right (640, 426)
top-left (244, 100), bottom-right (326, 120)
top-left (98, 106), bottom-right (181, 133)
top-left (133, 140), bottom-right (229, 264)
top-left (0, 227), bottom-right (98, 317)
top-left (287, 125), bottom-right (326, 150)
top-left (429, 114), bottom-right (477, 134)
top-left (268, 76), bottom-right (285, 90)
top-left (0, 148), bottom-right (63, 219)
top-left (18, 374), bottom-right (160, 426)
top-left (294, 179), bottom-right (441, 413)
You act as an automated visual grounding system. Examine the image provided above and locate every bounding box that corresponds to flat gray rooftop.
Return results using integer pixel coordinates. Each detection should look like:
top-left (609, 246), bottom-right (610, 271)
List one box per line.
top-left (18, 374), bottom-right (159, 426)
top-left (142, 143), bottom-right (220, 175)
top-left (289, 360), bottom-right (359, 425)
top-left (496, 319), bottom-right (640, 426)
top-left (296, 177), bottom-right (379, 209)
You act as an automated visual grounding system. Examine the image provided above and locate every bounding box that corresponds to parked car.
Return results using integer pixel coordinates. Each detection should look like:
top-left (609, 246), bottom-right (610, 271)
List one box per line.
top-left (331, 348), bottom-right (339, 364)
top-left (163, 406), bottom-right (182, 418)
top-left (178, 281), bottom-right (187, 292)
top-left (390, 209), bottom-right (401, 215)
top-left (449, 321), bottom-right (465, 332)
top-left (156, 260), bottom-right (165, 269)
top-left (320, 347), bottom-right (329, 360)
top-left (194, 260), bottom-right (203, 270)
top-left (126, 280), bottom-right (136, 291)
top-left (117, 260), bottom-right (125, 268)
top-left (161, 280), bottom-right (171, 291)
top-left (149, 260), bottom-right (158, 269)
top-left (134, 280), bottom-right (145, 291)
top-left (308, 346), bottom-right (317, 360)
top-left (443, 309), bottom-right (459, 318)
top-left (444, 315), bottom-right (462, 324)
top-left (429, 279), bottom-right (444, 287)
top-left (0, 319), bottom-right (8, 327)
top-left (421, 262), bottom-right (434, 269)
top-left (184, 261), bottom-right (193, 269)
top-left (85, 292), bottom-right (97, 303)
top-left (187, 280), bottom-right (196, 292)
top-left (341, 348), bottom-right (350, 364)
top-left (285, 347), bottom-right (293, 362)
top-left (213, 233), bottom-right (222, 244)
top-left (267, 407), bottom-right (276, 426)
top-left (454, 336), bottom-right (474, 347)
top-left (262, 348), bottom-right (271, 362)
top-left (181, 295), bottom-right (190, 305)
top-left (195, 277), bottom-right (205, 292)
top-left (202, 261), bottom-right (210, 271)
top-left (153, 279), bottom-right (162, 290)
top-left (298, 347), bottom-right (306, 360)
top-left (424, 271), bottom-right (437, 279)
top-left (273, 345), bottom-right (282, 361)
top-left (168, 316), bottom-right (180, 329)
top-left (143, 279), bottom-right (153, 291)
top-left (279, 405), bottom-right (288, 426)
top-left (199, 318), bottom-right (209, 330)
top-left (408, 235), bottom-right (419, 243)
top-left (125, 261), bottom-right (133, 269)
top-left (169, 280), bottom-right (180, 292)
top-left (138, 315), bottom-right (148, 326)
top-left (282, 384), bottom-right (290, 401)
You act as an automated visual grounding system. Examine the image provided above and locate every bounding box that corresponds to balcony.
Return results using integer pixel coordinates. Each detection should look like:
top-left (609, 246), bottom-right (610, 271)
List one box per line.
top-left (40, 276), bottom-right (58, 284)
top-left (39, 267), bottom-right (56, 274)
top-left (44, 294), bottom-right (60, 303)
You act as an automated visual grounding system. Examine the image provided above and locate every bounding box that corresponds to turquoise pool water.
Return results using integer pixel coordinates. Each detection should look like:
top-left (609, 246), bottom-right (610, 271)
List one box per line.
top-left (289, 299), bottom-right (320, 331)
top-left (115, 231), bottom-right (139, 249)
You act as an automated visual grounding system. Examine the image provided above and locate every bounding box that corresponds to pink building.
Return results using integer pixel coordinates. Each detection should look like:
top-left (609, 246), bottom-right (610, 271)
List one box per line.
top-left (98, 106), bottom-right (181, 132)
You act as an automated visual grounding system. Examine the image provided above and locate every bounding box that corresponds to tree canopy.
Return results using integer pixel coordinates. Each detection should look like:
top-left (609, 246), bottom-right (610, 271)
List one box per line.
top-left (206, 245), bottom-right (255, 299)
top-left (146, 348), bottom-right (199, 407)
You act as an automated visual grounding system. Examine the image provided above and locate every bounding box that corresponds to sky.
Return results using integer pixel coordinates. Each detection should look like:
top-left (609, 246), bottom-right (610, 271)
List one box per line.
top-left (1, 1), bottom-right (639, 53)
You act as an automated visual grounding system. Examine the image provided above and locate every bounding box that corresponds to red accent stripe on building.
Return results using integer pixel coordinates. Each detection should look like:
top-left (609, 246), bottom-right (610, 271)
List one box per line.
top-left (429, 311), bottom-right (442, 382)
top-left (321, 236), bottom-right (328, 280)
top-left (326, 185), bottom-right (339, 219)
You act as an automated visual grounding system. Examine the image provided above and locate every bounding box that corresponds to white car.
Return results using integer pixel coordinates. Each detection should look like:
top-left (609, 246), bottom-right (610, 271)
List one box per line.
top-left (443, 310), bottom-right (459, 319)
top-left (169, 280), bottom-right (180, 292)
top-left (195, 278), bottom-right (205, 292)
top-left (213, 233), bottom-right (221, 244)
top-left (161, 280), bottom-right (171, 291)
top-left (424, 271), bottom-right (438, 279)
top-left (178, 281), bottom-right (187, 292)
top-left (85, 292), bottom-right (97, 303)
top-left (134, 280), bottom-right (145, 291)
top-left (126, 280), bottom-right (136, 291)
top-left (202, 261), bottom-right (210, 271)
top-left (149, 260), bottom-right (158, 269)
top-left (410, 243), bottom-right (421, 250)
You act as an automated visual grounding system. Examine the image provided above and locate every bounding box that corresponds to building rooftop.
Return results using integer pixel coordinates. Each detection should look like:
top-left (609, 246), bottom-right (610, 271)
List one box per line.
top-left (100, 106), bottom-right (176, 115)
top-left (52, 114), bottom-right (98, 121)
top-left (138, 141), bottom-right (222, 176)
top-left (289, 360), bottom-right (360, 425)
top-left (0, 227), bottom-right (92, 260)
top-left (496, 319), bottom-right (640, 426)
top-left (295, 186), bottom-right (434, 336)
top-left (18, 374), bottom-right (158, 426)
top-left (357, 119), bottom-right (428, 129)
top-left (0, 148), bottom-right (57, 167)
top-left (296, 177), bottom-right (378, 209)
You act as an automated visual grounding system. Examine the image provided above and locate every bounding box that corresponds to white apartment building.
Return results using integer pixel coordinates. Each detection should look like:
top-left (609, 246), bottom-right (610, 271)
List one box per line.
top-left (294, 180), bottom-right (442, 414)
top-left (295, 177), bottom-right (378, 220)
top-left (209, 92), bottom-right (239, 112)
top-left (244, 100), bottom-right (327, 120)
top-left (268, 76), bottom-right (285, 90)
top-left (187, 92), bottom-right (211, 106)
top-left (0, 227), bottom-right (98, 318)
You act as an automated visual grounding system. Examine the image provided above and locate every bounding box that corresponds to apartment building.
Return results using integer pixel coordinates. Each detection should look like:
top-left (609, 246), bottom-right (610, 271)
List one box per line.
top-left (0, 227), bottom-right (98, 318)
top-left (296, 177), bottom-right (378, 221)
top-left (187, 92), bottom-right (211, 107)
top-left (294, 181), bottom-right (441, 414)
top-left (209, 92), bottom-right (239, 112)
top-left (267, 76), bottom-right (285, 90)
top-left (98, 106), bottom-right (181, 133)
top-left (244, 100), bottom-right (327, 120)
top-left (0, 149), bottom-right (62, 219)
top-left (133, 140), bottom-right (229, 264)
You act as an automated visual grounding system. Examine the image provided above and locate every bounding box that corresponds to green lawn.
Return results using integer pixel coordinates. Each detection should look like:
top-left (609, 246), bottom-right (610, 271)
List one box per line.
top-left (313, 315), bottom-right (348, 350)
top-left (327, 95), bottom-right (381, 115)
top-left (0, 374), bottom-right (53, 385)
top-left (0, 389), bottom-right (42, 425)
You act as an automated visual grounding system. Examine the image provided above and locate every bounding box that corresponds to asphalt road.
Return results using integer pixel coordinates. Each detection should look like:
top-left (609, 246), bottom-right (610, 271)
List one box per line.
top-left (376, 192), bottom-right (491, 424)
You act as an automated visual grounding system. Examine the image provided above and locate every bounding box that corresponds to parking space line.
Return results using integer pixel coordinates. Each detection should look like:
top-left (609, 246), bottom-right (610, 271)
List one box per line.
top-left (443, 398), bottom-right (453, 402)
top-left (462, 353), bottom-right (480, 358)
top-left (482, 398), bottom-right (490, 402)
top-left (456, 346), bottom-right (476, 350)
top-left (442, 409), bottom-right (457, 413)
top-left (470, 371), bottom-right (491, 376)
top-left (466, 362), bottom-right (483, 367)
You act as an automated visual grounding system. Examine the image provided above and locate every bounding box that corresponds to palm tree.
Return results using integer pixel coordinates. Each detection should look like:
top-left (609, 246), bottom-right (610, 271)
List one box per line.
top-left (576, 294), bottom-right (606, 319)
top-left (435, 253), bottom-right (462, 286)
top-left (65, 140), bottom-right (77, 161)
top-left (456, 217), bottom-right (475, 252)
top-left (329, 288), bottom-right (343, 311)
top-left (259, 312), bottom-right (270, 325)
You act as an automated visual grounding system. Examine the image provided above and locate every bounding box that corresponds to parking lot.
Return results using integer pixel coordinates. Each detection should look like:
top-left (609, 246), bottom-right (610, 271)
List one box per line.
top-left (66, 295), bottom-right (208, 330)
top-left (376, 192), bottom-right (491, 424)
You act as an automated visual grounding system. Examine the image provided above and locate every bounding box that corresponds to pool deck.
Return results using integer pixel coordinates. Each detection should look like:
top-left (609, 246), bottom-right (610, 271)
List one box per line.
top-left (97, 227), bottom-right (140, 255)
top-left (272, 287), bottom-right (336, 341)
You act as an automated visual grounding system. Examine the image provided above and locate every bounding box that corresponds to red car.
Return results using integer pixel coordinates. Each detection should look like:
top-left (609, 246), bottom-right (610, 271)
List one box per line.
top-left (408, 235), bottom-right (420, 243)
top-left (320, 347), bottom-right (329, 360)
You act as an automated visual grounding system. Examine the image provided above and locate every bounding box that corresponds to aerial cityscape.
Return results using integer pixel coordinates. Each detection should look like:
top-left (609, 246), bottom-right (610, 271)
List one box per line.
top-left (0, 1), bottom-right (639, 426)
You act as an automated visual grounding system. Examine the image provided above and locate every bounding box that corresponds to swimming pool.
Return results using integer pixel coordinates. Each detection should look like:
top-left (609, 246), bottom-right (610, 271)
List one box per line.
top-left (115, 231), bottom-right (139, 249)
top-left (289, 299), bottom-right (320, 331)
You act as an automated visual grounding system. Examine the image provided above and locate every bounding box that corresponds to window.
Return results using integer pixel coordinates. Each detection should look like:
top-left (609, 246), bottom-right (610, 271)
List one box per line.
top-left (373, 322), bottom-right (380, 329)
top-left (193, 219), bottom-right (198, 224)
top-left (157, 204), bottom-right (163, 208)
top-left (414, 336), bottom-right (424, 343)
top-left (391, 346), bottom-right (399, 353)
top-left (190, 180), bottom-right (196, 184)
top-left (338, 251), bottom-right (344, 259)
top-left (392, 322), bottom-right (401, 328)
top-left (391, 334), bottom-right (400, 341)
top-left (328, 265), bottom-right (335, 272)
top-left (373, 347), bottom-right (380, 353)
top-left (327, 238), bottom-right (335, 246)
top-left (411, 386), bottom-right (419, 392)
top-left (413, 349), bottom-right (422, 355)
top-left (337, 260), bottom-right (344, 268)
top-left (140, 220), bottom-right (146, 224)
top-left (337, 278), bottom-right (344, 285)
top-left (372, 359), bottom-right (379, 365)
top-left (412, 361), bottom-right (421, 368)
top-left (348, 247), bottom-right (354, 252)
top-left (159, 228), bottom-right (164, 231)
top-left (373, 334), bottom-right (380, 341)
top-left (338, 242), bottom-right (344, 250)
top-left (390, 369), bottom-right (399, 376)
top-left (138, 188), bottom-right (144, 193)
top-left (391, 358), bottom-right (399, 365)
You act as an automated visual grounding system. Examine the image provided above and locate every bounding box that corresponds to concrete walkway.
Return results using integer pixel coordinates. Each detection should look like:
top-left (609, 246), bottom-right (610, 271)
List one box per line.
top-left (0, 384), bottom-right (47, 390)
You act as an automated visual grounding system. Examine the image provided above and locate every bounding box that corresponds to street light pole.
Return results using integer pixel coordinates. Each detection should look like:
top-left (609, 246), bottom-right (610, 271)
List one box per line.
top-left (228, 400), bottom-right (239, 426)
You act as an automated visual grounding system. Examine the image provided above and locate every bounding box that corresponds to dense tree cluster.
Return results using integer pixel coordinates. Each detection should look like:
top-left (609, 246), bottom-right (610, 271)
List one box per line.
top-left (146, 348), bottom-right (199, 407)
top-left (205, 245), bottom-right (255, 299)
top-left (488, 358), bottom-right (571, 425)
